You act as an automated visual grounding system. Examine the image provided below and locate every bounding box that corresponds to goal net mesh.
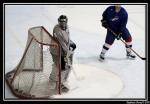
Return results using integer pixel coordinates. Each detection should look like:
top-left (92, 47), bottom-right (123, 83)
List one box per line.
top-left (5, 26), bottom-right (61, 99)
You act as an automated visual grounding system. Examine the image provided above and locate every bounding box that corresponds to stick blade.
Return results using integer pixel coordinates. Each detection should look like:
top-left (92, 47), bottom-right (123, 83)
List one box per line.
top-left (141, 57), bottom-right (146, 60)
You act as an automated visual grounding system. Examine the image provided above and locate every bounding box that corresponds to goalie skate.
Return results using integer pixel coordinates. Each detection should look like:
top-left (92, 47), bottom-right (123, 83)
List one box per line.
top-left (61, 84), bottom-right (69, 93)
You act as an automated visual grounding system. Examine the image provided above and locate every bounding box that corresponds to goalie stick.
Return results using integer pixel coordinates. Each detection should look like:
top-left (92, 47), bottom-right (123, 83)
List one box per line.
top-left (65, 48), bottom-right (84, 81)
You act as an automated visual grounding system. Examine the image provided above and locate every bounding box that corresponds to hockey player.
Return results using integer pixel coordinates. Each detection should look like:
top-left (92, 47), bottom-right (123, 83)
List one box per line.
top-left (99, 5), bottom-right (136, 61)
top-left (49, 15), bottom-right (76, 93)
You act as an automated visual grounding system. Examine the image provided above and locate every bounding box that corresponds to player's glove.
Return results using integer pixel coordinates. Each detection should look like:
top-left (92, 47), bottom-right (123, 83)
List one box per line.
top-left (68, 48), bottom-right (74, 56)
top-left (69, 42), bottom-right (76, 51)
top-left (101, 19), bottom-right (108, 28)
top-left (116, 33), bottom-right (122, 40)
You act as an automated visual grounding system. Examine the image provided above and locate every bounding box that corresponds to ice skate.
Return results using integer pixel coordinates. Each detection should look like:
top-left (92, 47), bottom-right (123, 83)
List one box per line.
top-left (61, 84), bottom-right (69, 93)
top-left (99, 52), bottom-right (105, 61)
top-left (126, 52), bottom-right (136, 59)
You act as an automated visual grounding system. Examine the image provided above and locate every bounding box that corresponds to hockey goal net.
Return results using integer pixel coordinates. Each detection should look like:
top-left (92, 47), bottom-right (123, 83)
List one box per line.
top-left (5, 26), bottom-right (61, 99)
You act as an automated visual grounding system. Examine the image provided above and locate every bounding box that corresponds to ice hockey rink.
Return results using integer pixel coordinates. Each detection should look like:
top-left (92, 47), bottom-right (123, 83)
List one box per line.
top-left (4, 4), bottom-right (146, 100)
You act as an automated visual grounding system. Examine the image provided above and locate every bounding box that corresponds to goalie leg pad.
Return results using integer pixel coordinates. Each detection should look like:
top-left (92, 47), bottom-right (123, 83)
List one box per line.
top-left (61, 68), bottom-right (71, 83)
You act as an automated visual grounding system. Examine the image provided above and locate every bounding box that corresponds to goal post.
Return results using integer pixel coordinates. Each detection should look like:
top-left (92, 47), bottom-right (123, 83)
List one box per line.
top-left (5, 26), bottom-right (61, 99)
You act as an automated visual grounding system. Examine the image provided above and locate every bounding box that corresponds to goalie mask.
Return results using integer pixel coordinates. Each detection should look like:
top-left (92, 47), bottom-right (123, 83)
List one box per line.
top-left (58, 15), bottom-right (68, 30)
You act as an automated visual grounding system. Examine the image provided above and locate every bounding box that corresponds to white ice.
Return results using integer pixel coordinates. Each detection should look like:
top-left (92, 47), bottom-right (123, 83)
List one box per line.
top-left (4, 4), bottom-right (146, 99)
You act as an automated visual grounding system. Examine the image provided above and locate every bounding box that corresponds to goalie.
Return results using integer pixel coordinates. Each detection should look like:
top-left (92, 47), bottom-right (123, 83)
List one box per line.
top-left (49, 15), bottom-right (76, 93)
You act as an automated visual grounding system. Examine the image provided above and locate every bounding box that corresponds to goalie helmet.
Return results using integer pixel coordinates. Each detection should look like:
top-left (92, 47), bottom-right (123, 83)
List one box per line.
top-left (58, 15), bottom-right (68, 22)
top-left (58, 15), bottom-right (68, 30)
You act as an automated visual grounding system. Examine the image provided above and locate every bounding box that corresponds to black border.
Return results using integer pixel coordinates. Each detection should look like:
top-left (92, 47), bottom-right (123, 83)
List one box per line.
top-left (2, 2), bottom-right (149, 103)
top-left (1, 1), bottom-right (4, 103)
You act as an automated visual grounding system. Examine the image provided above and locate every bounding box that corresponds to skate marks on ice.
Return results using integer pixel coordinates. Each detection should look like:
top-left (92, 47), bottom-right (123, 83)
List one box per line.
top-left (53, 64), bottom-right (124, 98)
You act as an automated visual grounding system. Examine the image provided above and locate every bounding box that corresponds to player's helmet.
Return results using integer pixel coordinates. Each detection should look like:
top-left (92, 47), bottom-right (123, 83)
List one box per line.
top-left (58, 15), bottom-right (68, 30)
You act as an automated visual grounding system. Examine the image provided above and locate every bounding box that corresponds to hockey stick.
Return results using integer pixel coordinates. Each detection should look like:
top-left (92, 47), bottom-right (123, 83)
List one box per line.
top-left (107, 27), bottom-right (146, 60)
top-left (65, 48), bottom-right (84, 81)
top-left (72, 67), bottom-right (84, 81)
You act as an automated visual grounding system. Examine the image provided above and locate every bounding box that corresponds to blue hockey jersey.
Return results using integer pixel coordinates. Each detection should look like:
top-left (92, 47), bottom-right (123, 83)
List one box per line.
top-left (102, 6), bottom-right (128, 33)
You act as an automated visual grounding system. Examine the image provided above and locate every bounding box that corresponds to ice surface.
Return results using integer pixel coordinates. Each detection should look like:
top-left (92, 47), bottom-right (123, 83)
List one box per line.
top-left (4, 4), bottom-right (146, 99)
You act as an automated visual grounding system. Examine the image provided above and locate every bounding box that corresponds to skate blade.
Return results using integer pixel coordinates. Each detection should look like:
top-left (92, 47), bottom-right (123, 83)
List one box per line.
top-left (126, 56), bottom-right (136, 60)
top-left (99, 58), bottom-right (105, 62)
